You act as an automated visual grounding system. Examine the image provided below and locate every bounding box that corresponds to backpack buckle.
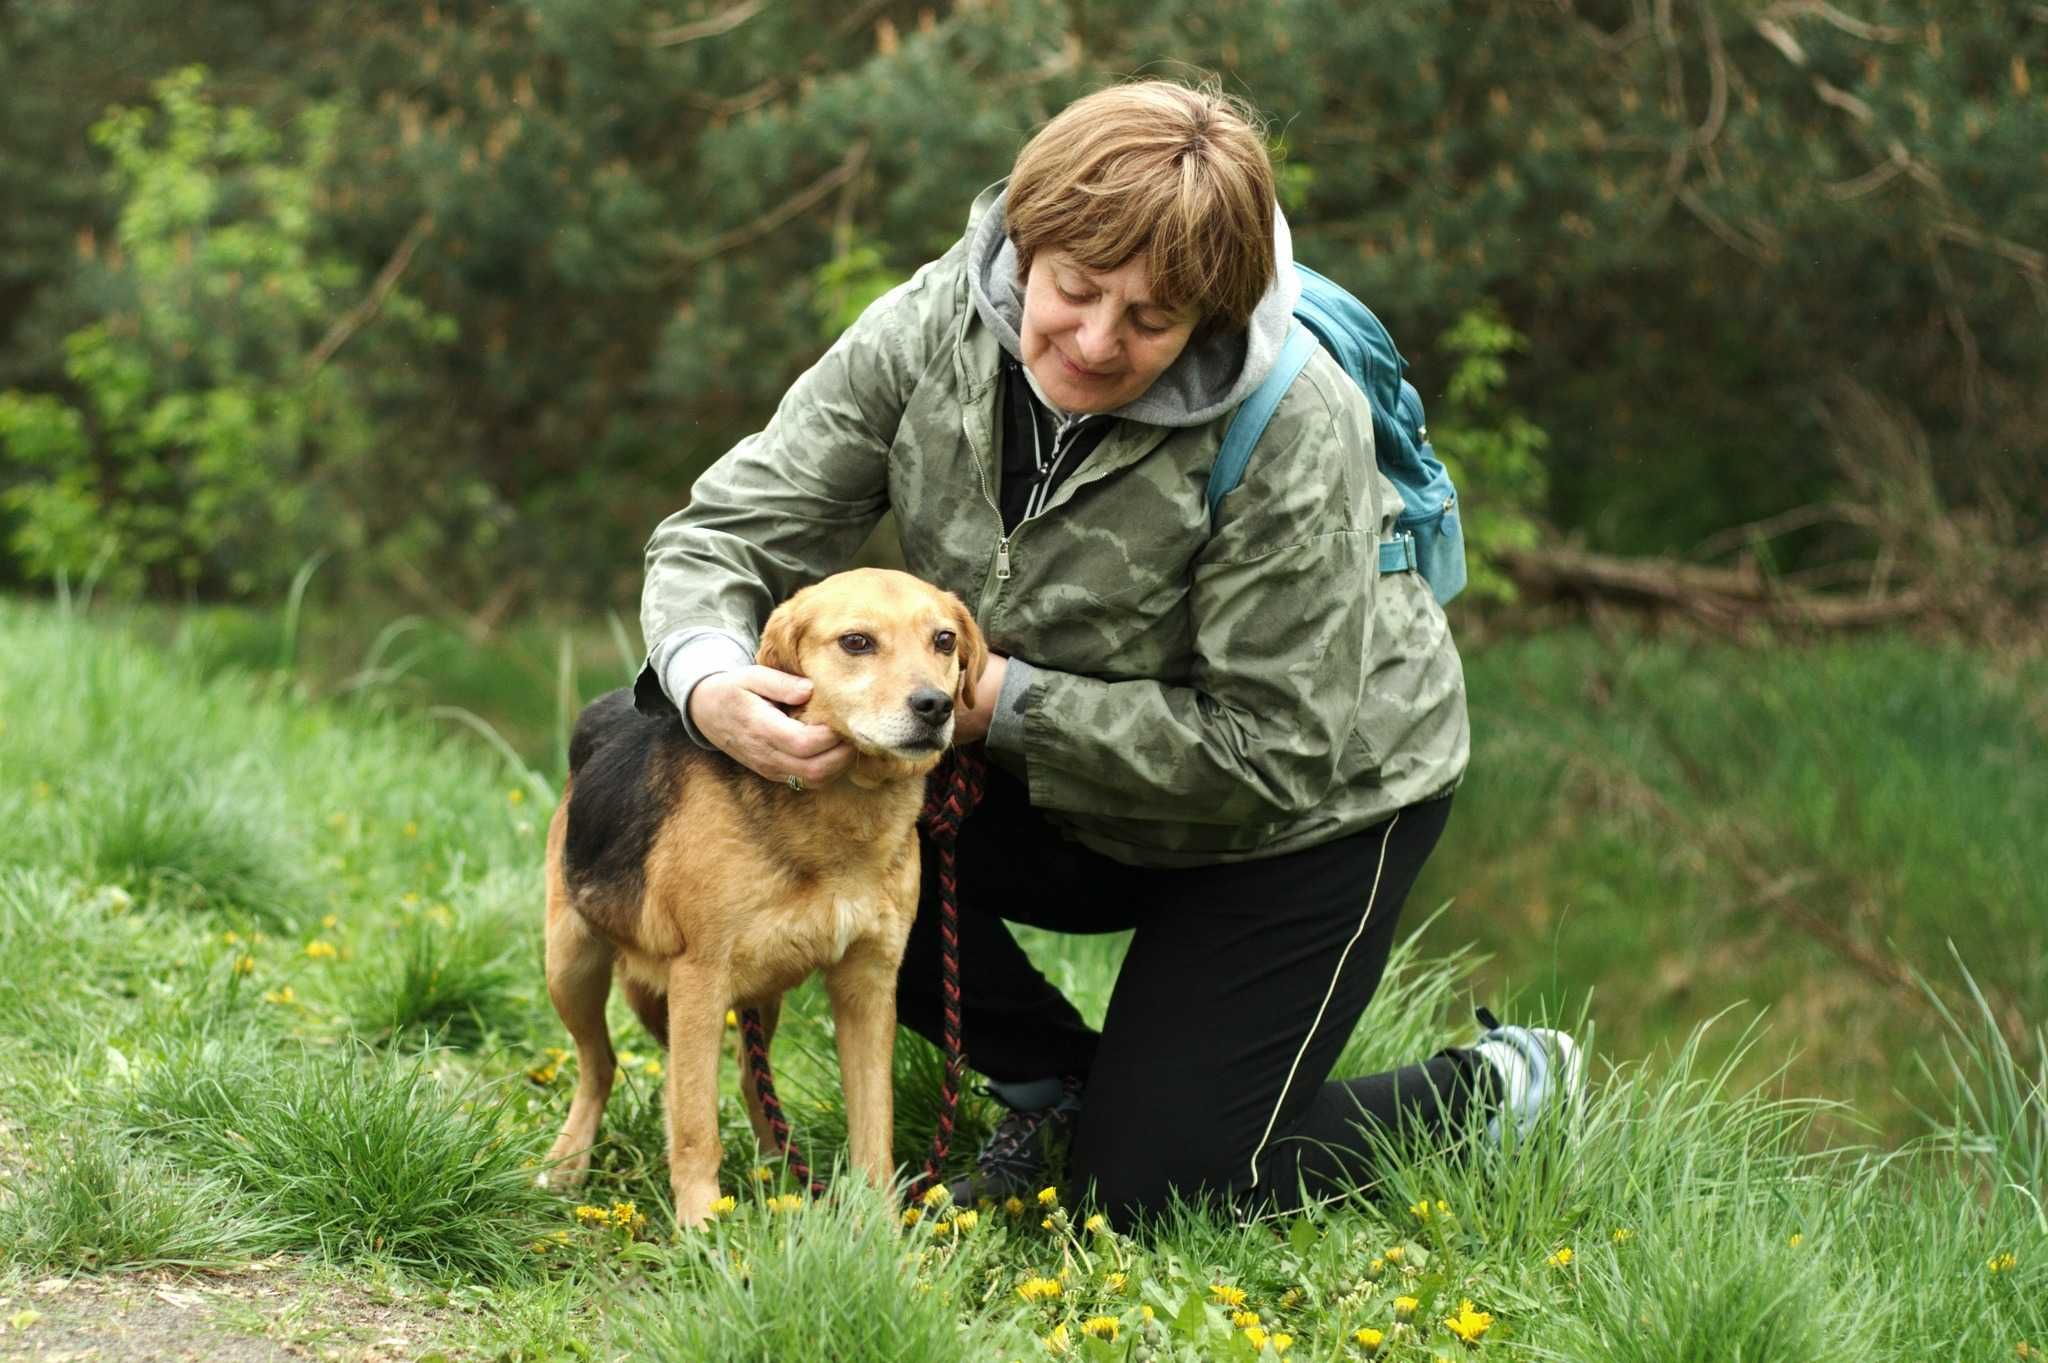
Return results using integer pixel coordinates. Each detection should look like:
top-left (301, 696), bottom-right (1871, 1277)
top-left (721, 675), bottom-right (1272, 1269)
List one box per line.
top-left (1378, 532), bottom-right (1419, 575)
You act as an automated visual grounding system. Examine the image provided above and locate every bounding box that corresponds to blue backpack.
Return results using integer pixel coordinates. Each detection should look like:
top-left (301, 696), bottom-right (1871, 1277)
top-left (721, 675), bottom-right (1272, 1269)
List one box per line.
top-left (1206, 263), bottom-right (1466, 605)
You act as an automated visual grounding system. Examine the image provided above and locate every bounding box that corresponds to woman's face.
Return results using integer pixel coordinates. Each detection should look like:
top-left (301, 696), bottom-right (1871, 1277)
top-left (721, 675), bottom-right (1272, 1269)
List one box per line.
top-left (1019, 250), bottom-right (1199, 413)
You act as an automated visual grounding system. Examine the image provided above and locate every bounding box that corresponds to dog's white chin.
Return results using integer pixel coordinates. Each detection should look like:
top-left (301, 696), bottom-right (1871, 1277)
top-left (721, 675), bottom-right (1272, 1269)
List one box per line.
top-left (850, 718), bottom-right (954, 758)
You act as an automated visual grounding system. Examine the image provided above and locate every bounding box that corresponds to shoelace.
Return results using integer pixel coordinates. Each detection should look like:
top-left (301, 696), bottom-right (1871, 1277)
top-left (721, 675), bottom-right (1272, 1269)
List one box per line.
top-left (970, 1079), bottom-right (1081, 1184)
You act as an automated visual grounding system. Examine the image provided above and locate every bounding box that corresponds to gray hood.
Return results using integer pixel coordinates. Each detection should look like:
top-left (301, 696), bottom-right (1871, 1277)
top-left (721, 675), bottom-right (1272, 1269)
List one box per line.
top-left (966, 182), bottom-right (1301, 429)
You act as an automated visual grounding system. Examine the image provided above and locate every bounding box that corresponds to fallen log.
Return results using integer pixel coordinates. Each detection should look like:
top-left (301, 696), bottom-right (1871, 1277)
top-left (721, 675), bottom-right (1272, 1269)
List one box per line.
top-left (1496, 545), bottom-right (1937, 630)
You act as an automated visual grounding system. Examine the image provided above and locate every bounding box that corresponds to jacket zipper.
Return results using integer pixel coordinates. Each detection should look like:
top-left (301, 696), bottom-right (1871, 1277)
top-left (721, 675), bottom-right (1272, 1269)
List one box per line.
top-left (977, 365), bottom-right (1106, 589)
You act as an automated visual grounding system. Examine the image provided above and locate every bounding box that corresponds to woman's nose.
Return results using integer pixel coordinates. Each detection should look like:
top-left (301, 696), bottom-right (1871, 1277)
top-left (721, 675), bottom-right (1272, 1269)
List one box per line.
top-left (1074, 312), bottom-right (1120, 365)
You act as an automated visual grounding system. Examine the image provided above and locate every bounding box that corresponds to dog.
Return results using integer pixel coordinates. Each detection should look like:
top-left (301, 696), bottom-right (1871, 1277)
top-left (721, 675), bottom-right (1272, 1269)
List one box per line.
top-left (538, 567), bottom-right (986, 1228)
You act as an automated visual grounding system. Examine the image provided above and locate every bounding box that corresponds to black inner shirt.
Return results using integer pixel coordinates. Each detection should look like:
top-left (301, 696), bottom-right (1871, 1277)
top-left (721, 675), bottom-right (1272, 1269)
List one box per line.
top-left (998, 356), bottom-right (1115, 535)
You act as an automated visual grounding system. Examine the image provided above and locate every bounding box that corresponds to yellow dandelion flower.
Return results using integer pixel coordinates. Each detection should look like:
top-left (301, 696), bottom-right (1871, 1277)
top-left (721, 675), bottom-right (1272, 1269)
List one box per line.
top-left (1232, 1310), bottom-right (1261, 1328)
top-left (1005, 1195), bottom-right (1026, 1216)
top-left (573, 1204), bottom-right (610, 1224)
top-left (1612, 1227), bottom-right (1633, 1244)
top-left (1355, 1326), bottom-right (1385, 1354)
top-left (641, 1058), bottom-right (662, 1077)
top-left (1547, 1246), bottom-right (1574, 1268)
top-left (931, 1219), bottom-right (954, 1235)
top-left (1280, 1287), bottom-right (1302, 1309)
top-left (922, 1183), bottom-right (952, 1207)
top-left (1084, 1212), bottom-right (1108, 1233)
top-left (768, 1193), bottom-right (803, 1213)
top-left (709, 1195), bottom-right (736, 1218)
top-left (1210, 1283), bottom-right (1248, 1308)
top-left (1989, 1251), bottom-right (2018, 1273)
top-left (1366, 1257), bottom-right (1386, 1279)
top-left (902, 1207), bottom-right (923, 1227)
top-left (223, 931), bottom-right (242, 946)
top-left (1410, 1198), bottom-right (1432, 1220)
top-left (1384, 1245), bottom-right (1405, 1263)
top-left (508, 787), bottom-right (525, 804)
top-left (1037, 1185), bottom-right (1059, 1206)
top-left (1394, 1295), bottom-right (1419, 1320)
top-left (544, 1046), bottom-right (569, 1063)
top-left (1081, 1317), bottom-right (1119, 1341)
top-left (1243, 1326), bottom-right (1268, 1350)
top-left (1017, 1276), bottom-right (1063, 1303)
top-left (303, 940), bottom-right (338, 960)
top-left (1140, 1305), bottom-right (1155, 1321)
top-left (2017, 1342), bottom-right (2035, 1360)
top-left (1788, 1232), bottom-right (1803, 1248)
top-left (1442, 1299), bottom-right (1493, 1344)
top-left (232, 954), bottom-right (255, 976)
top-left (1043, 1322), bottom-right (1069, 1355)
top-left (953, 1210), bottom-right (979, 1231)
top-left (610, 1201), bottom-right (647, 1235)
top-left (321, 913), bottom-right (339, 929)
top-left (1104, 1271), bottom-right (1126, 1292)
top-left (1041, 1216), bottom-right (1054, 1229)
top-left (400, 891), bottom-right (421, 907)
top-left (1273, 1334), bottom-right (1293, 1354)
top-left (725, 1009), bottom-right (738, 1028)
top-left (403, 820), bottom-right (419, 838)
top-left (526, 1063), bottom-right (559, 1085)
top-left (261, 985), bottom-right (296, 1005)
top-left (752, 1166), bottom-right (774, 1182)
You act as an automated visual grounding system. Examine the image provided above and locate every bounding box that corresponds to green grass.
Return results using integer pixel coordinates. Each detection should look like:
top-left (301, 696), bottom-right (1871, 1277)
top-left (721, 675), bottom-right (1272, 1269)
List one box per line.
top-left (1, 592), bottom-right (2043, 1360)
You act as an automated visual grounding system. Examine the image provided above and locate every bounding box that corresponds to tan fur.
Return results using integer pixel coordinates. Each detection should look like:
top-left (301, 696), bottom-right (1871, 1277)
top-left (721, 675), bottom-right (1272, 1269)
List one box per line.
top-left (539, 568), bottom-right (986, 1228)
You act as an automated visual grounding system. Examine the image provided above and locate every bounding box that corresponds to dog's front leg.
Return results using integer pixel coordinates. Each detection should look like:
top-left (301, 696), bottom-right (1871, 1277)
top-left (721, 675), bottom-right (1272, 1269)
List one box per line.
top-left (664, 955), bottom-right (730, 1229)
top-left (824, 940), bottom-right (902, 1190)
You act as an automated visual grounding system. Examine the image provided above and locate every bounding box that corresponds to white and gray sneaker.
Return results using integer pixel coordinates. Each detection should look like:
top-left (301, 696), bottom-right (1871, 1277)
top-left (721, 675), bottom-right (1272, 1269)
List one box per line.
top-left (1470, 1006), bottom-right (1586, 1145)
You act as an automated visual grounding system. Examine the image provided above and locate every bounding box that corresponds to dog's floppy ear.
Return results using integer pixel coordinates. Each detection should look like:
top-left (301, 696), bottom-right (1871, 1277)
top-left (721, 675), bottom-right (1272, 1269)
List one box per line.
top-left (757, 598), bottom-right (808, 676)
top-left (949, 595), bottom-right (989, 711)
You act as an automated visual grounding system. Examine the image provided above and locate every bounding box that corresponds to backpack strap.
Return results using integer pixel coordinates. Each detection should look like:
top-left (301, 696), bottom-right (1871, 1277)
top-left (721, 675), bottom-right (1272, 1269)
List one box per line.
top-left (1207, 321), bottom-right (1427, 581)
top-left (1206, 324), bottom-right (1318, 526)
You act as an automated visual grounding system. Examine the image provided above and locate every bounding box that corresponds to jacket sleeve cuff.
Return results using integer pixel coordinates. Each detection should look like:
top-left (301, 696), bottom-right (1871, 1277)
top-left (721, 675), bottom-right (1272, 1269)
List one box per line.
top-left (649, 629), bottom-right (755, 749)
top-left (984, 655), bottom-right (1038, 767)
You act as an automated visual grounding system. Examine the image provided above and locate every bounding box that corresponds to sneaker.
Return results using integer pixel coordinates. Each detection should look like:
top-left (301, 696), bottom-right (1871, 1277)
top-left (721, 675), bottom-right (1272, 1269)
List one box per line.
top-left (1470, 1006), bottom-right (1585, 1145)
top-left (944, 1075), bottom-right (1084, 1205)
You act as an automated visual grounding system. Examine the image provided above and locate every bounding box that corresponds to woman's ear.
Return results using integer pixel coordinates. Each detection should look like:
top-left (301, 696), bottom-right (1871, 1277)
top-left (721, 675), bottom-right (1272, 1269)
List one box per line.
top-left (951, 597), bottom-right (989, 710)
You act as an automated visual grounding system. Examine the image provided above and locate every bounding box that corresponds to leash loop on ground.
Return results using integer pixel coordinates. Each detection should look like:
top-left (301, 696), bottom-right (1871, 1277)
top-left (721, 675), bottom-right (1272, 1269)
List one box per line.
top-left (738, 747), bottom-right (986, 1207)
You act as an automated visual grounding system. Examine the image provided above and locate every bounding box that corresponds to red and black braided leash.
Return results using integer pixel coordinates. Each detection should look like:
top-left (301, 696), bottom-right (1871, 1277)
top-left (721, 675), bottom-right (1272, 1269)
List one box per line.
top-left (738, 747), bottom-right (986, 1203)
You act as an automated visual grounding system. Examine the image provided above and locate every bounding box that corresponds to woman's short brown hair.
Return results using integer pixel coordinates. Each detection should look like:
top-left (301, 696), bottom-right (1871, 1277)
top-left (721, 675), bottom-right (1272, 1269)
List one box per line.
top-left (1006, 80), bottom-right (1277, 334)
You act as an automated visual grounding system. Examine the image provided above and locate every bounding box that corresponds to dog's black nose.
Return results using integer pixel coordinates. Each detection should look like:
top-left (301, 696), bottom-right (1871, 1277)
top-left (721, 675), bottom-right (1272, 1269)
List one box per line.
top-left (907, 687), bottom-right (953, 725)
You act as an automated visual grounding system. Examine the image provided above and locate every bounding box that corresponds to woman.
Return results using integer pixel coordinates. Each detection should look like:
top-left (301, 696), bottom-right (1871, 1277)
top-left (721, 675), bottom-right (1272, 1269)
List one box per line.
top-left (635, 79), bottom-right (1581, 1226)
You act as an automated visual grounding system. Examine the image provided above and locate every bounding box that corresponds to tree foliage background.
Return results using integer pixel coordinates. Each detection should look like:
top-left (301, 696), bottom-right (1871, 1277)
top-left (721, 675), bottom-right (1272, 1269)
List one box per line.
top-left (1, 0), bottom-right (2042, 614)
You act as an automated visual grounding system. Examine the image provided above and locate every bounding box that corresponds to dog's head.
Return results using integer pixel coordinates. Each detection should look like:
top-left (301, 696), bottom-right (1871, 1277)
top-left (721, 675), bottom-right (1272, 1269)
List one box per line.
top-left (757, 568), bottom-right (988, 769)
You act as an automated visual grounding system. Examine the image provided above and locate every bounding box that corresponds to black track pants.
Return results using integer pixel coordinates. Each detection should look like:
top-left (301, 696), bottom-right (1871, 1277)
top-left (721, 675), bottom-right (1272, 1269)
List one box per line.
top-left (894, 764), bottom-right (1490, 1227)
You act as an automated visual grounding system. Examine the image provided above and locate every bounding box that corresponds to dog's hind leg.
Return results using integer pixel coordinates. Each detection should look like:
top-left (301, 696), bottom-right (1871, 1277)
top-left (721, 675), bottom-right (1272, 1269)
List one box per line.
top-left (621, 976), bottom-right (669, 1046)
top-left (540, 894), bottom-right (617, 1191)
top-left (733, 994), bottom-right (783, 1155)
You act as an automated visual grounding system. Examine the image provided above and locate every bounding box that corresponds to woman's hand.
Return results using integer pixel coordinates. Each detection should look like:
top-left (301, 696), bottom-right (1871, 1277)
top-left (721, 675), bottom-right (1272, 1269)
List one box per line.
top-left (688, 667), bottom-right (853, 787)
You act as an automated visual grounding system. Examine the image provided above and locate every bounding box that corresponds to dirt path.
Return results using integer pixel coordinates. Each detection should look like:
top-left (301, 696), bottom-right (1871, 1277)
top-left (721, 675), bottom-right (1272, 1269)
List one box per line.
top-left (0, 1269), bottom-right (456, 1363)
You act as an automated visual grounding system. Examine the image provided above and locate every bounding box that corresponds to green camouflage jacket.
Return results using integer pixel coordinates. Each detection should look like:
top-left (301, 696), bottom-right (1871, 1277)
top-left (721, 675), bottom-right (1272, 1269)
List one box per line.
top-left (638, 186), bottom-right (1468, 867)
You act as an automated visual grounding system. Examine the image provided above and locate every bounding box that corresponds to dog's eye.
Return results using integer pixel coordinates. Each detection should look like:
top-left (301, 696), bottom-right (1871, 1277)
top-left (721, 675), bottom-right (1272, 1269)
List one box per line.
top-left (933, 630), bottom-right (956, 654)
top-left (838, 632), bottom-right (874, 654)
